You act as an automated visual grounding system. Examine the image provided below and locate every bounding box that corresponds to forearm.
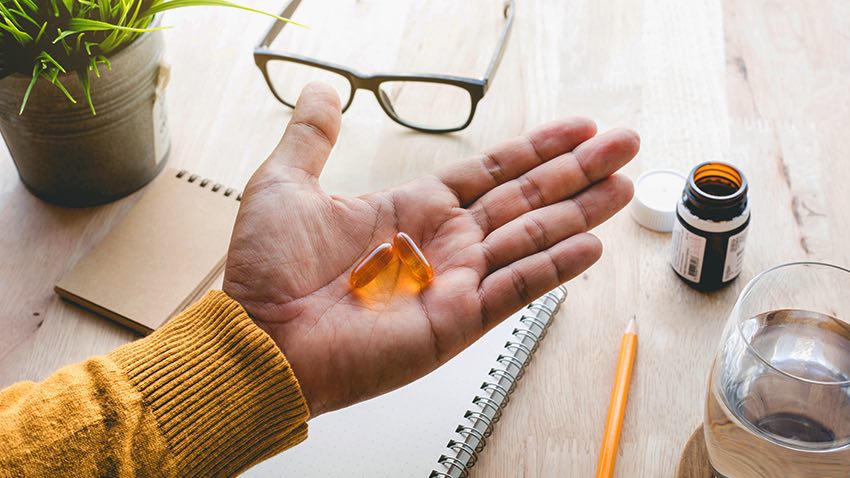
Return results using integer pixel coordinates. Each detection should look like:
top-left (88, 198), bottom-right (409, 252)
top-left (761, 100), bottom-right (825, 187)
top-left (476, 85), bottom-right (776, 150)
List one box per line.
top-left (0, 291), bottom-right (309, 477)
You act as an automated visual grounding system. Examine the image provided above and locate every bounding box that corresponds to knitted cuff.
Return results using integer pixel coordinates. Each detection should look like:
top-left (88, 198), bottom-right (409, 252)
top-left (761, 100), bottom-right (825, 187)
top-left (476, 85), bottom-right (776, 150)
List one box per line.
top-left (109, 290), bottom-right (309, 476)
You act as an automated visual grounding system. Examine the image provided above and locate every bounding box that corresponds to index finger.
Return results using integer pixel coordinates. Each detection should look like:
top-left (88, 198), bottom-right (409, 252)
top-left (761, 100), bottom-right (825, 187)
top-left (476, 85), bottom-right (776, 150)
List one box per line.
top-left (436, 118), bottom-right (597, 206)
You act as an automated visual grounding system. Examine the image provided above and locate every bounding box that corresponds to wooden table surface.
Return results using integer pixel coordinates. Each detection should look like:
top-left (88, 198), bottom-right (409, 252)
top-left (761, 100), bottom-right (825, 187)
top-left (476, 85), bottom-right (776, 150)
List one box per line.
top-left (2, 0), bottom-right (848, 476)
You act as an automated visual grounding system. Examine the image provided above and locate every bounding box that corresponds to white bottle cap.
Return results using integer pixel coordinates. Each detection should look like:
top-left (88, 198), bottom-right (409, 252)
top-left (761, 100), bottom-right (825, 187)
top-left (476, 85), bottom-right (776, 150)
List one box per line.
top-left (630, 169), bottom-right (686, 232)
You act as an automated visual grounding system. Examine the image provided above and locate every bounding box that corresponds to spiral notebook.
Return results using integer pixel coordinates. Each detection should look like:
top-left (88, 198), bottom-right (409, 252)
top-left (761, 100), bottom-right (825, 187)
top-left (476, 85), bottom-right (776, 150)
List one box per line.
top-left (245, 286), bottom-right (567, 478)
top-left (55, 168), bottom-right (241, 334)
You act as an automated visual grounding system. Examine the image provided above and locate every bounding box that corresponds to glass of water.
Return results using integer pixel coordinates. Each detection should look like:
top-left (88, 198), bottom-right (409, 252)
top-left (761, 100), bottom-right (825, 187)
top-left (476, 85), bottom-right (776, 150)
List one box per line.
top-left (705, 262), bottom-right (850, 477)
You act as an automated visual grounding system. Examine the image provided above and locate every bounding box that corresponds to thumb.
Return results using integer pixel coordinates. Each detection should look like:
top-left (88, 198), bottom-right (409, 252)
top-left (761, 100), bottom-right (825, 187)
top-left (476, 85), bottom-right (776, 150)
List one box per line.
top-left (265, 81), bottom-right (342, 182)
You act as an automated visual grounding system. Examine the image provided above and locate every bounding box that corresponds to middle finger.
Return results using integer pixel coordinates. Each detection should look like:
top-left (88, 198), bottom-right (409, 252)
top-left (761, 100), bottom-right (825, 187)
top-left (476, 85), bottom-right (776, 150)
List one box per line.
top-left (467, 128), bottom-right (639, 235)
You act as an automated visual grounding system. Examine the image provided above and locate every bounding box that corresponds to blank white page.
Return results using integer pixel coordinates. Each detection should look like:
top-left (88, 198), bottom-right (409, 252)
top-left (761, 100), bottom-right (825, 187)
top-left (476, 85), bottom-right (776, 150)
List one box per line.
top-left (243, 309), bottom-right (526, 478)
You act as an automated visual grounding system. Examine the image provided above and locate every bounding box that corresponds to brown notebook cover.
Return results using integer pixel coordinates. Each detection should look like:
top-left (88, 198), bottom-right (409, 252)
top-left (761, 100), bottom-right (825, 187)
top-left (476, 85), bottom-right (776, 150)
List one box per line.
top-left (55, 168), bottom-right (241, 334)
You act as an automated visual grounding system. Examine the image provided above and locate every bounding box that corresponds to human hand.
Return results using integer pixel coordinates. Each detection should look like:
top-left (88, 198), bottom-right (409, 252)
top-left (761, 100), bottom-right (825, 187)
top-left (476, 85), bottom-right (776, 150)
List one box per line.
top-left (223, 83), bottom-right (639, 417)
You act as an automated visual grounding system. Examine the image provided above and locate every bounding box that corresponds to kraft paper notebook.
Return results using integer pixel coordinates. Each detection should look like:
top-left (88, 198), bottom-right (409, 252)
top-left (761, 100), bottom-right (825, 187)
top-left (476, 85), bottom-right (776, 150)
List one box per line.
top-left (55, 168), bottom-right (241, 334)
top-left (245, 286), bottom-right (567, 478)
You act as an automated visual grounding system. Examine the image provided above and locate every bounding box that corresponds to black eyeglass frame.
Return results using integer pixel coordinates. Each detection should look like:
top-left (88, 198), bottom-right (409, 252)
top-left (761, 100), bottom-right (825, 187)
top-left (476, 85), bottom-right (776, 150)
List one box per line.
top-left (254, 0), bottom-right (515, 133)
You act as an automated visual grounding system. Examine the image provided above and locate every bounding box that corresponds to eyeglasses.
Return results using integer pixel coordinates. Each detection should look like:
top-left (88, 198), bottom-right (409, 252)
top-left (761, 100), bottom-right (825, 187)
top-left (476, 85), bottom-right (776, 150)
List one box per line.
top-left (254, 0), bottom-right (515, 133)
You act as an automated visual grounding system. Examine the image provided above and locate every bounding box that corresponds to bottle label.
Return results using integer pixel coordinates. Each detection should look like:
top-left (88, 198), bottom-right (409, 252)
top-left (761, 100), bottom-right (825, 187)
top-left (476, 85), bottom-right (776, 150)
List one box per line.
top-left (677, 202), bottom-right (750, 233)
top-left (671, 221), bottom-right (706, 282)
top-left (722, 228), bottom-right (748, 282)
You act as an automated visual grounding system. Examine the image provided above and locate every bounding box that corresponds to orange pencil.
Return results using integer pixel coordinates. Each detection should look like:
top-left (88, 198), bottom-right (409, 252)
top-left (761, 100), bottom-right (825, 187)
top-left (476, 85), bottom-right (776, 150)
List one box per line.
top-left (595, 318), bottom-right (638, 478)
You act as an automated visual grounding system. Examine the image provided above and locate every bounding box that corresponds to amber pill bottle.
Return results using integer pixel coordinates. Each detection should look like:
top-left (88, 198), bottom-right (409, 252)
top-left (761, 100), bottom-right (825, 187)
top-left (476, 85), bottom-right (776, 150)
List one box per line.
top-left (670, 162), bottom-right (750, 291)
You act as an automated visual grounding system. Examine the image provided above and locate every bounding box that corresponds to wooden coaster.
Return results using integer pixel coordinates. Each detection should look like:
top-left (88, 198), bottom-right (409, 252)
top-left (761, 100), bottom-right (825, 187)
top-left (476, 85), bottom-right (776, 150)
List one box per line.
top-left (676, 425), bottom-right (713, 478)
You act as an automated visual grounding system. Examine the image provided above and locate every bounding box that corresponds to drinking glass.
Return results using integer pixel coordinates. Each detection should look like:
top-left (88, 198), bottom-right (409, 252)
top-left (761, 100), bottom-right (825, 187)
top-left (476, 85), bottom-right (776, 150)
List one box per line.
top-left (705, 262), bottom-right (850, 477)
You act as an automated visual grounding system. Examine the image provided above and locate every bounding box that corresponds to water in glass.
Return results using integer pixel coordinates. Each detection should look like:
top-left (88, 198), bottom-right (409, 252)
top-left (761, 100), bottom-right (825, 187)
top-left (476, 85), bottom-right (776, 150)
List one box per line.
top-left (705, 308), bottom-right (850, 477)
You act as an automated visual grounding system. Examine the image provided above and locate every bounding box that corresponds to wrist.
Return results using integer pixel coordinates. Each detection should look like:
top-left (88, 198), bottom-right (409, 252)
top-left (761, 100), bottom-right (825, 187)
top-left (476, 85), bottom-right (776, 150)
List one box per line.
top-left (111, 291), bottom-right (310, 474)
top-left (221, 289), bottom-right (326, 417)
top-left (253, 319), bottom-right (329, 418)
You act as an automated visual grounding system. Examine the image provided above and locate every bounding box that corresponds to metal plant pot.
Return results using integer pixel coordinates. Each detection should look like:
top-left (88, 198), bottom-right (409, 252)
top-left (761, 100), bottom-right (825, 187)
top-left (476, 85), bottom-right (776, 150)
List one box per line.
top-left (0, 24), bottom-right (170, 207)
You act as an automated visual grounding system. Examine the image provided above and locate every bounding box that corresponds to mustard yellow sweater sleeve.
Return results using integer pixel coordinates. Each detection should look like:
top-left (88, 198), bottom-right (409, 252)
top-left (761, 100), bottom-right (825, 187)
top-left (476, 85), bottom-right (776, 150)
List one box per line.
top-left (0, 291), bottom-right (310, 477)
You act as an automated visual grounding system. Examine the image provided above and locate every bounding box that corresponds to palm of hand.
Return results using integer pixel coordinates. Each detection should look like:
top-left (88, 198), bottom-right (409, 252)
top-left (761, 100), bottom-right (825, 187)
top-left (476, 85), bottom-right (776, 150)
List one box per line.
top-left (226, 175), bottom-right (489, 414)
top-left (223, 83), bottom-right (638, 416)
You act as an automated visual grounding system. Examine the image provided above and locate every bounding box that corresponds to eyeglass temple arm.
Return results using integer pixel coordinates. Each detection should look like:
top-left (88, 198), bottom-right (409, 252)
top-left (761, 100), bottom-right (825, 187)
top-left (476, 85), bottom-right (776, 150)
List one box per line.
top-left (483, 0), bottom-right (516, 93)
top-left (258, 0), bottom-right (303, 48)
top-left (259, 0), bottom-right (513, 86)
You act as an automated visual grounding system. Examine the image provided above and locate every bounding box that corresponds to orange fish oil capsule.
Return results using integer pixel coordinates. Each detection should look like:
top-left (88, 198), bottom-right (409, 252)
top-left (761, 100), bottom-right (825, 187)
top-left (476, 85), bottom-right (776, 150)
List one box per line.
top-left (393, 232), bottom-right (434, 285)
top-left (350, 242), bottom-right (395, 288)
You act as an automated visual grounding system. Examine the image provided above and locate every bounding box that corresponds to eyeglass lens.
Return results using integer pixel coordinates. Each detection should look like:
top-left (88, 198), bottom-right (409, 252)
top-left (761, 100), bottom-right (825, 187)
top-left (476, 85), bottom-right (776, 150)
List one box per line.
top-left (265, 61), bottom-right (353, 108)
top-left (265, 59), bottom-right (474, 131)
top-left (377, 81), bottom-right (472, 130)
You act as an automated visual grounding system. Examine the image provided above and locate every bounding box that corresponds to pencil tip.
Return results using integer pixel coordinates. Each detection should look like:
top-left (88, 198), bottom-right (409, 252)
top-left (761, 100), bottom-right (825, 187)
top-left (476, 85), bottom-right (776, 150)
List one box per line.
top-left (625, 317), bottom-right (637, 334)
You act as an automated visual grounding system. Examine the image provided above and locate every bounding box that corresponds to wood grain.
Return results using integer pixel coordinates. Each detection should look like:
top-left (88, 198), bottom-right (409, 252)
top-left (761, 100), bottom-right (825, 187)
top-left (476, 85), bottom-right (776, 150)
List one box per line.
top-left (676, 425), bottom-right (712, 478)
top-left (1, 0), bottom-right (847, 476)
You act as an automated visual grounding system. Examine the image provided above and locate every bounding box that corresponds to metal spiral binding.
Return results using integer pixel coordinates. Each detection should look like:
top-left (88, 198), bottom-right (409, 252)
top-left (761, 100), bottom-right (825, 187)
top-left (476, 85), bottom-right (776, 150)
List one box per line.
top-left (176, 170), bottom-right (242, 201)
top-left (519, 314), bottom-right (547, 331)
top-left (472, 395), bottom-right (503, 423)
top-left (504, 340), bottom-right (533, 358)
top-left (480, 381), bottom-right (510, 402)
top-left (496, 354), bottom-right (524, 371)
top-left (435, 456), bottom-right (470, 478)
top-left (513, 328), bottom-right (540, 343)
top-left (455, 425), bottom-right (486, 452)
top-left (429, 285), bottom-right (567, 478)
top-left (429, 472), bottom-right (453, 478)
top-left (447, 440), bottom-right (479, 468)
top-left (448, 439), bottom-right (478, 457)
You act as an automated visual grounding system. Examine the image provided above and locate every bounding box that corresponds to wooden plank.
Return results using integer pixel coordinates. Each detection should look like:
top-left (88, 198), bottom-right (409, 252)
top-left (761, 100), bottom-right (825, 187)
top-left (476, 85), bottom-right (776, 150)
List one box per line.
top-left (1, 0), bottom-right (848, 476)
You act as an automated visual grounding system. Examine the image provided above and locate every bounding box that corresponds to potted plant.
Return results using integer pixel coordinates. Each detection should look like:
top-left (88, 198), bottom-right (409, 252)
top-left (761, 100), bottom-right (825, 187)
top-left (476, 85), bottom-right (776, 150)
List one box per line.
top-left (0, 1), bottom-right (289, 206)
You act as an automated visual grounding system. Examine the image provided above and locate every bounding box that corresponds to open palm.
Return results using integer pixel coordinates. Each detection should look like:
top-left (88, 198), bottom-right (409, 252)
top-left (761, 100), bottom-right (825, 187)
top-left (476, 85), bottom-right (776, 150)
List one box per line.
top-left (223, 83), bottom-right (638, 417)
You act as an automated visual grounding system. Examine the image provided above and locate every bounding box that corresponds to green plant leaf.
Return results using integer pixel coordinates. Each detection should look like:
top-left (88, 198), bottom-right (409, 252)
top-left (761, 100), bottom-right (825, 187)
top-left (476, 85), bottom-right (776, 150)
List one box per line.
top-left (78, 69), bottom-right (96, 114)
top-left (145, 0), bottom-right (303, 27)
top-left (74, 30), bottom-right (84, 50)
top-left (54, 18), bottom-right (167, 43)
top-left (56, 31), bottom-right (73, 54)
top-left (0, 4), bottom-right (26, 29)
top-left (7, 9), bottom-right (39, 29)
top-left (18, 0), bottom-right (38, 12)
top-left (88, 55), bottom-right (109, 78)
top-left (34, 21), bottom-right (47, 43)
top-left (0, 15), bottom-right (33, 43)
top-left (96, 54), bottom-right (111, 70)
top-left (44, 70), bottom-right (76, 103)
top-left (6, 0), bottom-right (297, 115)
top-left (37, 50), bottom-right (66, 73)
top-left (19, 62), bottom-right (41, 115)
